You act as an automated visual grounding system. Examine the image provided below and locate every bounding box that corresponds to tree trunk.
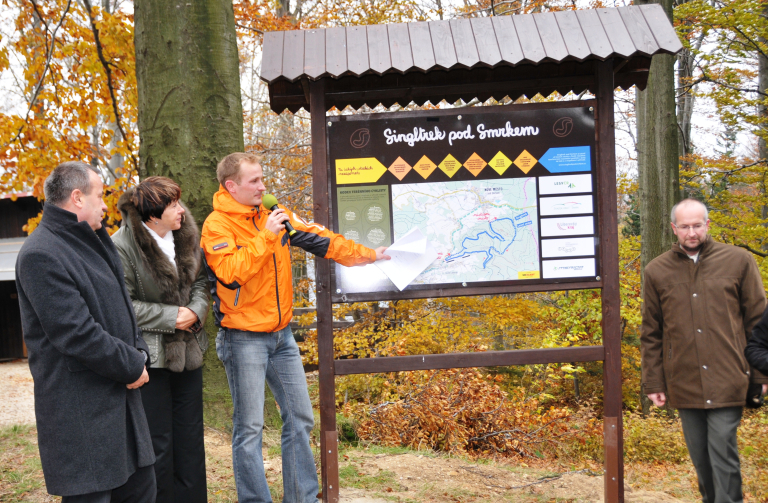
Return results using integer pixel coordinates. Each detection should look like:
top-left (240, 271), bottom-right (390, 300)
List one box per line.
top-left (759, 1), bottom-right (768, 227)
top-left (134, 0), bottom-right (244, 223)
top-left (635, 0), bottom-right (680, 416)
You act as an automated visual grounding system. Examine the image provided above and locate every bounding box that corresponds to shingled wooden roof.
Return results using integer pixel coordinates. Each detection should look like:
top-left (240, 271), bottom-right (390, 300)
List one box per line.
top-left (261, 5), bottom-right (682, 113)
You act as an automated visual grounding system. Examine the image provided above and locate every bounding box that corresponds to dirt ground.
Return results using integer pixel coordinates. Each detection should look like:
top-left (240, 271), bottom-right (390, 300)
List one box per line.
top-left (0, 360), bottom-right (36, 427)
top-left (0, 360), bottom-right (694, 503)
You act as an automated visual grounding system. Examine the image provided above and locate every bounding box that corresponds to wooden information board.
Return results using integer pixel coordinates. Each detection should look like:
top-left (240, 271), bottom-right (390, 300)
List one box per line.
top-left (327, 102), bottom-right (601, 300)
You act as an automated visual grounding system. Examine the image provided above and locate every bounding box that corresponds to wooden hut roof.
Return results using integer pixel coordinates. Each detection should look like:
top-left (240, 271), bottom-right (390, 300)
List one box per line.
top-left (261, 5), bottom-right (682, 113)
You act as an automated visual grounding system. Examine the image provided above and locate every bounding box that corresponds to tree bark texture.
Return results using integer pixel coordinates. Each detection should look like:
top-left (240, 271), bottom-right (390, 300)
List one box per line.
top-left (636, 0), bottom-right (680, 268)
top-left (636, 0), bottom-right (680, 416)
top-left (134, 0), bottom-right (244, 222)
top-left (759, 1), bottom-right (768, 225)
top-left (676, 0), bottom-right (699, 165)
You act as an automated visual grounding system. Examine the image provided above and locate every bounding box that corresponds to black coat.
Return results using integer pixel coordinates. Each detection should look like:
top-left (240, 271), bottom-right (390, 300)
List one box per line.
top-left (746, 306), bottom-right (768, 375)
top-left (15, 204), bottom-right (155, 496)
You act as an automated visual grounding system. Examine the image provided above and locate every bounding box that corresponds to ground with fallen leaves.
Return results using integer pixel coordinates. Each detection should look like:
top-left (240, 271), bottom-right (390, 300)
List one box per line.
top-left (0, 360), bottom-right (720, 502)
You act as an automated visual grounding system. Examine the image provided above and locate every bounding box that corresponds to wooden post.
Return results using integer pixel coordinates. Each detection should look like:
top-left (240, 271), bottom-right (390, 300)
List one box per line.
top-left (309, 79), bottom-right (340, 503)
top-left (596, 59), bottom-right (624, 503)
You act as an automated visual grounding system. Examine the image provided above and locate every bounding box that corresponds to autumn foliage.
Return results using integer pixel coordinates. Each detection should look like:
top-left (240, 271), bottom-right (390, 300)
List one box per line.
top-left (352, 368), bottom-right (573, 459)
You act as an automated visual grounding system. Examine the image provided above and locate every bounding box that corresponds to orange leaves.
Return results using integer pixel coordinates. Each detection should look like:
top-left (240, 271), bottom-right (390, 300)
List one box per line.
top-left (354, 368), bottom-right (572, 460)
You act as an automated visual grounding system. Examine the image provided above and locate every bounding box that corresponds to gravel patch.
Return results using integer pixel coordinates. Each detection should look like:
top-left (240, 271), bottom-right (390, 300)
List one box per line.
top-left (0, 360), bottom-right (35, 427)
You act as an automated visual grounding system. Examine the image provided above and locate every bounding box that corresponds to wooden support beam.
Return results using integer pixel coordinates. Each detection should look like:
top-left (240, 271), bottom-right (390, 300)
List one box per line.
top-left (334, 346), bottom-right (605, 375)
top-left (596, 59), bottom-right (624, 503)
top-left (334, 279), bottom-right (601, 303)
top-left (310, 79), bottom-right (340, 503)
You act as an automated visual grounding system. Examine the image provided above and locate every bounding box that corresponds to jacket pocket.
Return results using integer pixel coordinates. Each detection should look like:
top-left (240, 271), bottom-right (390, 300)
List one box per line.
top-left (194, 329), bottom-right (209, 354)
top-left (66, 357), bottom-right (87, 372)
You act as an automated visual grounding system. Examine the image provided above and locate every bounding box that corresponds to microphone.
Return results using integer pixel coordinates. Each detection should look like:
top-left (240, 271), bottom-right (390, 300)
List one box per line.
top-left (262, 193), bottom-right (297, 236)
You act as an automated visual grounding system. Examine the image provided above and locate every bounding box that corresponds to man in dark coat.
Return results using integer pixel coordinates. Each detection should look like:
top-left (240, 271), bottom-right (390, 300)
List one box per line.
top-left (15, 161), bottom-right (156, 502)
top-left (641, 198), bottom-right (768, 503)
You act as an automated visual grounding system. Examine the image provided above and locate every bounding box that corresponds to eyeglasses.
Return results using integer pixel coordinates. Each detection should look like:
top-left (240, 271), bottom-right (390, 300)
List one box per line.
top-left (673, 223), bottom-right (706, 232)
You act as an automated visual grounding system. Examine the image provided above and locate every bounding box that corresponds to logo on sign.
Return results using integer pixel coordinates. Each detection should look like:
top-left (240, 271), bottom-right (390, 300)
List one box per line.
top-left (553, 117), bottom-right (573, 138)
top-left (350, 128), bottom-right (370, 148)
top-left (557, 222), bottom-right (578, 230)
top-left (553, 201), bottom-right (583, 211)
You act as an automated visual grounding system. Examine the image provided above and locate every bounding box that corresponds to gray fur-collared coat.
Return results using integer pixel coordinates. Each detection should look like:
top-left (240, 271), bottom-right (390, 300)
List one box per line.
top-left (15, 203), bottom-right (155, 497)
top-left (112, 190), bottom-right (209, 370)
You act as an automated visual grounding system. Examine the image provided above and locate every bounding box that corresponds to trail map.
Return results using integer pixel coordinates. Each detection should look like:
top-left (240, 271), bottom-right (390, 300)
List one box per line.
top-left (391, 179), bottom-right (540, 284)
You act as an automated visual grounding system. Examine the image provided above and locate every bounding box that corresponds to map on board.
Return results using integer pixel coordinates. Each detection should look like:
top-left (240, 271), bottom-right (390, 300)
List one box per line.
top-left (391, 178), bottom-right (541, 285)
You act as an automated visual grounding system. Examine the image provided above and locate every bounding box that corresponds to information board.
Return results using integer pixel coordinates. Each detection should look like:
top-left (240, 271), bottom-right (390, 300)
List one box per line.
top-left (327, 102), bottom-right (599, 296)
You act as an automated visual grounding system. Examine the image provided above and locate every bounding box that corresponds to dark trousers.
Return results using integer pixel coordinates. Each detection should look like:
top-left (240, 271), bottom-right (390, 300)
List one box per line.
top-left (141, 367), bottom-right (207, 503)
top-left (61, 465), bottom-right (156, 503)
top-left (678, 407), bottom-right (743, 503)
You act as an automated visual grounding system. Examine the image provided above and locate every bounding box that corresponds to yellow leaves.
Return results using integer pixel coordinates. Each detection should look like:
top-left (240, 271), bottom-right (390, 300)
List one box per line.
top-left (0, 43), bottom-right (8, 73)
top-left (1, 0), bottom-right (138, 228)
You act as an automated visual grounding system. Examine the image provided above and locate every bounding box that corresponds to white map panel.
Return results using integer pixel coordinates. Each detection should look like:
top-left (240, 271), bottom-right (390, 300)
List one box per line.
top-left (540, 216), bottom-right (594, 237)
top-left (542, 258), bottom-right (596, 278)
top-left (541, 237), bottom-right (595, 258)
top-left (539, 195), bottom-right (593, 216)
top-left (539, 174), bottom-right (593, 195)
top-left (391, 179), bottom-right (540, 284)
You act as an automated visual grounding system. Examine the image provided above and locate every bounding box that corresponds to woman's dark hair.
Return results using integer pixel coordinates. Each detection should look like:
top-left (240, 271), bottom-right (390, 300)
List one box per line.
top-left (131, 176), bottom-right (182, 222)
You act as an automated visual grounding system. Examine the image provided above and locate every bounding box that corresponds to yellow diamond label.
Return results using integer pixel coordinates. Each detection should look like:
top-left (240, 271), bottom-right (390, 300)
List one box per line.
top-left (335, 158), bottom-right (387, 184)
top-left (463, 153), bottom-right (487, 177)
top-left (513, 150), bottom-right (538, 174)
top-left (413, 155), bottom-right (437, 179)
top-left (388, 157), bottom-right (412, 181)
top-left (438, 154), bottom-right (462, 178)
top-left (489, 151), bottom-right (512, 176)
top-left (518, 270), bottom-right (540, 279)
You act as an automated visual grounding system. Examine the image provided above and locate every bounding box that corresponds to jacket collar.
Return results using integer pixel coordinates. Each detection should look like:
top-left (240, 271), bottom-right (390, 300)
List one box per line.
top-left (40, 202), bottom-right (87, 230)
top-left (213, 185), bottom-right (265, 217)
top-left (671, 234), bottom-right (713, 259)
top-left (39, 202), bottom-right (121, 277)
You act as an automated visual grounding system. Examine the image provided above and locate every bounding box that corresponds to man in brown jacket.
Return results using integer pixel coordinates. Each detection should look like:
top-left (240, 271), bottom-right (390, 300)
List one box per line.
top-left (641, 198), bottom-right (768, 503)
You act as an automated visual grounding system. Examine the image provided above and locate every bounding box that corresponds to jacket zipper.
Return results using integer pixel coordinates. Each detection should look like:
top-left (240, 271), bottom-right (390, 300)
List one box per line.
top-left (237, 214), bottom-right (258, 308)
top-left (273, 253), bottom-right (282, 325)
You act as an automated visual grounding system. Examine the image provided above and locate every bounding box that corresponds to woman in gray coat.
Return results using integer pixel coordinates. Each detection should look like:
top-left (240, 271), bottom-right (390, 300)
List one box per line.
top-left (112, 176), bottom-right (210, 503)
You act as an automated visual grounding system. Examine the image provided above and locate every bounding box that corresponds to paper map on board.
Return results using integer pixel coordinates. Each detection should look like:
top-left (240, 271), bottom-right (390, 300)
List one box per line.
top-left (374, 228), bottom-right (438, 290)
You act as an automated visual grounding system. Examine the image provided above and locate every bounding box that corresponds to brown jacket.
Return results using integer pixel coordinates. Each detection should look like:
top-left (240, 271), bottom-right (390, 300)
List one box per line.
top-left (641, 236), bottom-right (768, 409)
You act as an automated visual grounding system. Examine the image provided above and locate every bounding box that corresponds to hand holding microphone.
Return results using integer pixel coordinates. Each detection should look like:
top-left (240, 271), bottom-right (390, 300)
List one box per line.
top-left (262, 193), bottom-right (297, 237)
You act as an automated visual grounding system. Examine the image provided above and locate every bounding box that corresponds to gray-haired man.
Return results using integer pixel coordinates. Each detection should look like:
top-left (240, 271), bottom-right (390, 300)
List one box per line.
top-left (16, 161), bottom-right (156, 502)
top-left (641, 198), bottom-right (768, 503)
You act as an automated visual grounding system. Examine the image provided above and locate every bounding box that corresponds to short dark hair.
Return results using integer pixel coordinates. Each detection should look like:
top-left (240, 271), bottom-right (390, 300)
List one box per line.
top-left (44, 161), bottom-right (100, 207)
top-left (131, 176), bottom-right (182, 222)
top-left (217, 152), bottom-right (261, 187)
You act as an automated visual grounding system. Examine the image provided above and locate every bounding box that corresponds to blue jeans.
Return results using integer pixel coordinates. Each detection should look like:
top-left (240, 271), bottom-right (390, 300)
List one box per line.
top-left (216, 327), bottom-right (318, 503)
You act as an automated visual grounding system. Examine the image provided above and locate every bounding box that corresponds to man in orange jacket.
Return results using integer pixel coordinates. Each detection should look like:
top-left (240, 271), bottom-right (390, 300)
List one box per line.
top-left (201, 153), bottom-right (389, 503)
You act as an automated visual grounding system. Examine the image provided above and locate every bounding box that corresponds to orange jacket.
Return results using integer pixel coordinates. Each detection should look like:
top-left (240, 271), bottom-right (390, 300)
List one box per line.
top-left (201, 187), bottom-right (376, 333)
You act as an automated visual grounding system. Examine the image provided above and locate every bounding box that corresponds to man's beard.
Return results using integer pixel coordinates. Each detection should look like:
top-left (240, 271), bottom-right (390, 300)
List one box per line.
top-left (681, 242), bottom-right (703, 254)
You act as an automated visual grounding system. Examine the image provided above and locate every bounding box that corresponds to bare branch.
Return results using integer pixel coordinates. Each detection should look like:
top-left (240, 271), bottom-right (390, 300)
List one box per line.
top-left (736, 243), bottom-right (768, 258)
top-left (81, 0), bottom-right (138, 171)
top-left (236, 23), bottom-right (264, 35)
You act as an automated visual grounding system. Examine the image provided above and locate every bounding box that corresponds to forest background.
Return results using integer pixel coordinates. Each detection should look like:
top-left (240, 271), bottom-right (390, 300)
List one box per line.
top-left (2, 0), bottom-right (768, 499)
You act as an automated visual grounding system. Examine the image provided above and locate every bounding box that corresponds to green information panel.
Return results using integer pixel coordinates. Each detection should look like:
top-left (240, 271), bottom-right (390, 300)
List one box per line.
top-left (336, 186), bottom-right (391, 249)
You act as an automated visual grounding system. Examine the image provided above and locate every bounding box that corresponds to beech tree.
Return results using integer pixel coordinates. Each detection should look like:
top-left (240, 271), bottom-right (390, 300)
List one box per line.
top-left (133, 0), bottom-right (243, 222)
